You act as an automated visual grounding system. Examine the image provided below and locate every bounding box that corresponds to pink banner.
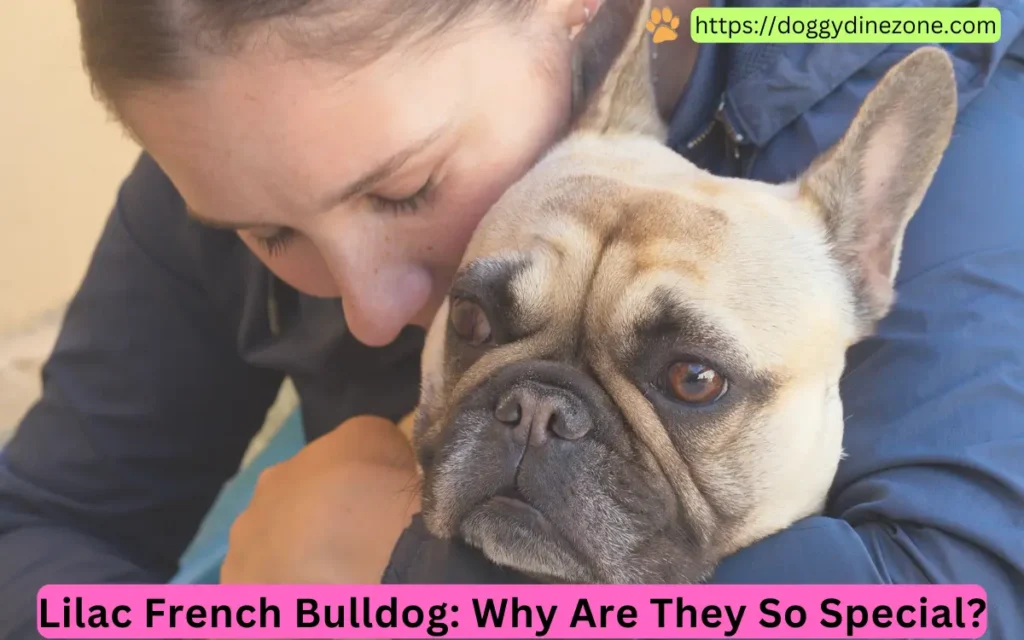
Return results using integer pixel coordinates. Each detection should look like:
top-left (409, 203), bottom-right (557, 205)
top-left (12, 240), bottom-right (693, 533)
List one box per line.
top-left (37, 584), bottom-right (987, 639)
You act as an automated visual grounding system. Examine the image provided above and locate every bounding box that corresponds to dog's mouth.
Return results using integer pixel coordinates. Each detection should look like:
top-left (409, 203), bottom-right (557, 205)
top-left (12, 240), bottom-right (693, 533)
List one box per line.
top-left (475, 486), bottom-right (547, 527)
top-left (459, 485), bottom-right (594, 582)
top-left (461, 480), bottom-right (565, 538)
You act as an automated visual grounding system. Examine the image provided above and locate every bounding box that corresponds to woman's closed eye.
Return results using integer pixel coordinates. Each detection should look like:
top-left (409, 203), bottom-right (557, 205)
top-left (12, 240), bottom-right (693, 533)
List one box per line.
top-left (368, 176), bottom-right (436, 214)
top-left (253, 227), bottom-right (298, 256)
top-left (248, 175), bottom-right (438, 256)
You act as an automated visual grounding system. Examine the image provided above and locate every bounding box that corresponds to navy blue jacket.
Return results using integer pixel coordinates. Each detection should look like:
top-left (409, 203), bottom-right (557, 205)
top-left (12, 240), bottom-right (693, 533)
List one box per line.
top-left (2, 1), bottom-right (1023, 638)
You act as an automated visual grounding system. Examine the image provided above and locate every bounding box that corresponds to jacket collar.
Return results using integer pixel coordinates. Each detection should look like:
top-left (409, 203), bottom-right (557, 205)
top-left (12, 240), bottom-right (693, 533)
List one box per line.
top-left (712, 0), bottom-right (1023, 147)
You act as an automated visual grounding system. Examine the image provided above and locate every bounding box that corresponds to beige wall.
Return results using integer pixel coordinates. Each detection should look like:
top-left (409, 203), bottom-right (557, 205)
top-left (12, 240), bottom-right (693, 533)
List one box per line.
top-left (0, 7), bottom-right (304, 447)
top-left (1, 3), bottom-right (141, 334)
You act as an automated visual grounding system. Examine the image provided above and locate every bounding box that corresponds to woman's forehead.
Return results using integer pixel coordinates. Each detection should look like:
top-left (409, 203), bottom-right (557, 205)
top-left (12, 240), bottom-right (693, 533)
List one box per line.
top-left (121, 49), bottom-right (467, 223)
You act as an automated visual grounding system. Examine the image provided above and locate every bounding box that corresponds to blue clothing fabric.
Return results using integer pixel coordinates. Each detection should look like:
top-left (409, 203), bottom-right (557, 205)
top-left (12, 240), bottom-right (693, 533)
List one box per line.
top-left (2, 0), bottom-right (1023, 637)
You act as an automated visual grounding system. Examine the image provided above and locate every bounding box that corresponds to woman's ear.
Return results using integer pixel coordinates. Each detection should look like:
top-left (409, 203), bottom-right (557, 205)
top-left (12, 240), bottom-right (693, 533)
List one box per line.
top-left (566, 0), bottom-right (602, 33)
top-left (570, 0), bottom-right (667, 140)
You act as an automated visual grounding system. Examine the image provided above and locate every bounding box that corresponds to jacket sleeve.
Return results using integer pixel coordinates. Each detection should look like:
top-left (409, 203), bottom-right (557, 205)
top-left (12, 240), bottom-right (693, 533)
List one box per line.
top-left (0, 154), bottom-right (284, 639)
top-left (706, 45), bottom-right (1024, 637)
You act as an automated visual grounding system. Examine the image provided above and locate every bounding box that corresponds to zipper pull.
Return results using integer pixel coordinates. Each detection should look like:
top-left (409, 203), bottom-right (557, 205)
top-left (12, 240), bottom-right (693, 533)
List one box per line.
top-left (685, 118), bottom-right (717, 151)
top-left (685, 95), bottom-right (727, 151)
top-left (715, 98), bottom-right (744, 160)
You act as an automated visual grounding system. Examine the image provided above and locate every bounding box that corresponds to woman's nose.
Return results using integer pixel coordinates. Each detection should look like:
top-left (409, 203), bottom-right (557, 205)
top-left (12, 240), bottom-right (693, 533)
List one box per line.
top-left (339, 262), bottom-right (433, 347)
top-left (316, 228), bottom-right (434, 346)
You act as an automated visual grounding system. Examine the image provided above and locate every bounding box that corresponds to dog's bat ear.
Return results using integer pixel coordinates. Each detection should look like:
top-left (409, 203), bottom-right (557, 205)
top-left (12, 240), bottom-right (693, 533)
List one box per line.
top-left (798, 46), bottom-right (958, 336)
top-left (570, 0), bottom-right (667, 140)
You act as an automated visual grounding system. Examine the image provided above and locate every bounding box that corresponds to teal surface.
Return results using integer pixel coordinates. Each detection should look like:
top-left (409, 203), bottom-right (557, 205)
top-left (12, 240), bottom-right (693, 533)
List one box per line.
top-left (171, 410), bottom-right (306, 584)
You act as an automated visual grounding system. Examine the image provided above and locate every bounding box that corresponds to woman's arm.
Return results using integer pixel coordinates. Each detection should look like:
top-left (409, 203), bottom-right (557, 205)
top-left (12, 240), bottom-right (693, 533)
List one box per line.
top-left (0, 154), bottom-right (284, 639)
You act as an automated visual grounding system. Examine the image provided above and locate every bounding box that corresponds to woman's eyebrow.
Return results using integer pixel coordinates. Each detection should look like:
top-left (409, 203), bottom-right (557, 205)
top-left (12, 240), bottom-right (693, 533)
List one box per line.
top-left (320, 126), bottom-right (448, 209)
top-left (185, 125), bottom-right (450, 229)
top-left (184, 205), bottom-right (270, 231)
top-left (185, 205), bottom-right (245, 229)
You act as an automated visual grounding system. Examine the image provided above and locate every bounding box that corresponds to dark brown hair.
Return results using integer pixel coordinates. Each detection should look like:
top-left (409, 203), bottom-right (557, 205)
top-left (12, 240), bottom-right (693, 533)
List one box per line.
top-left (75, 0), bottom-right (538, 109)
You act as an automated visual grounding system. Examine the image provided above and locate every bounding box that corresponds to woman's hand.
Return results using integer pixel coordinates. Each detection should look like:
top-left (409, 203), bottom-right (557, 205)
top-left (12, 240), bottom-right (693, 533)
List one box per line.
top-left (221, 415), bottom-right (421, 584)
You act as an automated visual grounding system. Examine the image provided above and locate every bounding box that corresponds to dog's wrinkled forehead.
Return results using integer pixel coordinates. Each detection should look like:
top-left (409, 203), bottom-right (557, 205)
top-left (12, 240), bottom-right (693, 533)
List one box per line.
top-left (454, 137), bottom-right (857, 379)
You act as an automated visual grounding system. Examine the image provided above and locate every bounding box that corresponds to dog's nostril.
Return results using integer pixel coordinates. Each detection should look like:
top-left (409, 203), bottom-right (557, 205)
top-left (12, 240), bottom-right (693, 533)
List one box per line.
top-left (495, 387), bottom-right (591, 447)
top-left (547, 413), bottom-right (575, 440)
top-left (494, 396), bottom-right (522, 425)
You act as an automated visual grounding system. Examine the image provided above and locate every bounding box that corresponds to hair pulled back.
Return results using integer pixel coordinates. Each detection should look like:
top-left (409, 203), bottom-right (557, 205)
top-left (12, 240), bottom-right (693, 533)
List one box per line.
top-left (75, 0), bottom-right (538, 109)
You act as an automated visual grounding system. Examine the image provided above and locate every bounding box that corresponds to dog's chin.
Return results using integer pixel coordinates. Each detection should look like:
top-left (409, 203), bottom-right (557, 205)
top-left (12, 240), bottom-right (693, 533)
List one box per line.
top-left (458, 494), bottom-right (595, 583)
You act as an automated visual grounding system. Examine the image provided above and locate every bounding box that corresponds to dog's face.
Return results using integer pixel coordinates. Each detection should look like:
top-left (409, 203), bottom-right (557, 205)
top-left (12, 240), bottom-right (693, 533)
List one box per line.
top-left (412, 0), bottom-right (957, 584)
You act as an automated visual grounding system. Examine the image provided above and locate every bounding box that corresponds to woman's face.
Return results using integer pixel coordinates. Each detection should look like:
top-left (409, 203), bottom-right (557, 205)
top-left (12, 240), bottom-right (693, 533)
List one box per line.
top-left (121, 5), bottom-right (587, 347)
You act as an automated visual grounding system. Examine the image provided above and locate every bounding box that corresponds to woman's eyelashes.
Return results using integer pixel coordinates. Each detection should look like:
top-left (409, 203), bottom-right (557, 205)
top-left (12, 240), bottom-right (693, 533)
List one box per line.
top-left (254, 176), bottom-right (439, 257)
top-left (368, 176), bottom-right (436, 214)
top-left (254, 227), bottom-right (298, 256)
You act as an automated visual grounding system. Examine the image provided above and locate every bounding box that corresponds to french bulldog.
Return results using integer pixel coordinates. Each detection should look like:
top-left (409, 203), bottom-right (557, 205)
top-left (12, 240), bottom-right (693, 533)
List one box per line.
top-left (403, 0), bottom-right (958, 584)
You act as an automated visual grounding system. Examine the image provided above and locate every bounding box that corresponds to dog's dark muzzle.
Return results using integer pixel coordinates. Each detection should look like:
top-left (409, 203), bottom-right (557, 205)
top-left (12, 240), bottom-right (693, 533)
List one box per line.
top-left (420, 358), bottom-right (683, 583)
top-left (424, 358), bottom-right (627, 515)
top-left (476, 359), bottom-right (619, 461)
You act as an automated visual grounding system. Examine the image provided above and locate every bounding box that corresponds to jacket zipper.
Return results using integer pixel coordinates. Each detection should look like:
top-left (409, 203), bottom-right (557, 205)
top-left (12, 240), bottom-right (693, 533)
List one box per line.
top-left (716, 98), bottom-right (744, 161)
top-left (683, 94), bottom-right (761, 176)
top-left (685, 95), bottom-right (744, 163)
top-left (684, 95), bottom-right (726, 151)
top-left (716, 99), bottom-right (767, 178)
top-left (685, 117), bottom-right (718, 151)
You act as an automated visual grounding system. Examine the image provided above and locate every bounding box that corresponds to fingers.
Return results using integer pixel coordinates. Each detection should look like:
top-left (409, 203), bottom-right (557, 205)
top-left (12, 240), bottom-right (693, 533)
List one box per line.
top-left (331, 415), bottom-right (418, 470)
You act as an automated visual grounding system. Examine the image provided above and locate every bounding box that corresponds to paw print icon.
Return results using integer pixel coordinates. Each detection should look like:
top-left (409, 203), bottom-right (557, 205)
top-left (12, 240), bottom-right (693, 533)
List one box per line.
top-left (647, 7), bottom-right (681, 43)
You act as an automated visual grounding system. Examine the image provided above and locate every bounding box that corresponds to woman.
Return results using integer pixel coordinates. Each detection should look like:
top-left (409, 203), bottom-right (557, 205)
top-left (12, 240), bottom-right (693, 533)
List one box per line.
top-left (2, 0), bottom-right (1023, 636)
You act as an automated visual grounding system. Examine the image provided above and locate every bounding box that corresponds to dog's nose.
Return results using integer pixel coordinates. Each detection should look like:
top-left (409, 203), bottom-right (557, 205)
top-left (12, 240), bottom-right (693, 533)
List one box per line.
top-left (494, 385), bottom-right (591, 446)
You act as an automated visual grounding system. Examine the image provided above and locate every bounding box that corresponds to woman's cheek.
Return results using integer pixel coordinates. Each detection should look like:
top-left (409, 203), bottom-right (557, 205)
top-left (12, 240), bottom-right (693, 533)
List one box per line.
top-left (438, 178), bottom-right (511, 253)
top-left (239, 233), bottom-right (339, 298)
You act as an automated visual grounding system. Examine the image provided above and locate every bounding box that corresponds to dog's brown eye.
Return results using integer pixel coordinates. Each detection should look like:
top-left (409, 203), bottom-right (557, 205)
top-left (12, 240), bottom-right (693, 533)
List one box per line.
top-left (449, 298), bottom-right (492, 346)
top-left (667, 362), bottom-right (727, 405)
